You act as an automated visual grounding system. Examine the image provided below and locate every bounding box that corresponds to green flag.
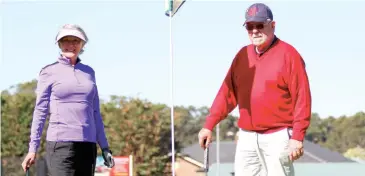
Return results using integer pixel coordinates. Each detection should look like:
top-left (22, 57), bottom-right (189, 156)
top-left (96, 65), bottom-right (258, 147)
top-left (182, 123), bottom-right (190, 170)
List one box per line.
top-left (165, 0), bottom-right (186, 17)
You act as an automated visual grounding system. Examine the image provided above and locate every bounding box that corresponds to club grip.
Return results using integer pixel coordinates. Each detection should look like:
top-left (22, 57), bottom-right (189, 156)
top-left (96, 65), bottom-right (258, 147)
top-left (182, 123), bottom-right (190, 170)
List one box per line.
top-left (25, 168), bottom-right (29, 176)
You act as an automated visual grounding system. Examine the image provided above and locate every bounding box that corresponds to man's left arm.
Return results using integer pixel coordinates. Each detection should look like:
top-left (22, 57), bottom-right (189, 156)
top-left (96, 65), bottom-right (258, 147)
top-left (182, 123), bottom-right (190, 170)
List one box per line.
top-left (288, 52), bottom-right (312, 142)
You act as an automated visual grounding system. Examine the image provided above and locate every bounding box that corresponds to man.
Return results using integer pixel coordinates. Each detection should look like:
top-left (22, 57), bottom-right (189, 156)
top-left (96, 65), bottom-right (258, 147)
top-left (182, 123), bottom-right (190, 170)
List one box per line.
top-left (198, 3), bottom-right (312, 176)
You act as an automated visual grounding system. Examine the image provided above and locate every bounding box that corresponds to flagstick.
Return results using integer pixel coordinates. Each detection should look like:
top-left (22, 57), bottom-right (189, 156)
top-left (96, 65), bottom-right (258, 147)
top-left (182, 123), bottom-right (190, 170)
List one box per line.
top-left (216, 123), bottom-right (220, 176)
top-left (169, 10), bottom-right (176, 176)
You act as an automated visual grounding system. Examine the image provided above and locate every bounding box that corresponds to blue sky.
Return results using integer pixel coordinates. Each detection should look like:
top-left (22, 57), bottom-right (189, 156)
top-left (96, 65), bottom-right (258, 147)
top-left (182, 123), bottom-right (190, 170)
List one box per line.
top-left (1, 0), bottom-right (364, 118)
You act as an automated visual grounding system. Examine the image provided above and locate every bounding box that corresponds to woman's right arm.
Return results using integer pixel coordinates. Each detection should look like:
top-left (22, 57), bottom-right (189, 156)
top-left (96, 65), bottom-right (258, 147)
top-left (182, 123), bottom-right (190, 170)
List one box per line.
top-left (28, 68), bottom-right (52, 153)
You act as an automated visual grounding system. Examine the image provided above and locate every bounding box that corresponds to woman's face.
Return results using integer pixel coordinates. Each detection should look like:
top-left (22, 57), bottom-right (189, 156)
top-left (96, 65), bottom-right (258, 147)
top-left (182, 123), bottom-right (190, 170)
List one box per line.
top-left (58, 36), bottom-right (84, 59)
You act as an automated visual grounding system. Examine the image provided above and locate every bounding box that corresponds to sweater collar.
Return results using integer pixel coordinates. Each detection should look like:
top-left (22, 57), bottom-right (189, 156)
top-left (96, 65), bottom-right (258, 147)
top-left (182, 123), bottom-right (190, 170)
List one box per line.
top-left (58, 55), bottom-right (81, 66)
top-left (255, 35), bottom-right (278, 56)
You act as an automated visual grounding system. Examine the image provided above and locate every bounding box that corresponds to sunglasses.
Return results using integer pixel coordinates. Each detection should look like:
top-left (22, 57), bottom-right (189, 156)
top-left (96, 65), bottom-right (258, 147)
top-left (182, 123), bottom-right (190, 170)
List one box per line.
top-left (60, 38), bottom-right (81, 45)
top-left (245, 23), bottom-right (268, 31)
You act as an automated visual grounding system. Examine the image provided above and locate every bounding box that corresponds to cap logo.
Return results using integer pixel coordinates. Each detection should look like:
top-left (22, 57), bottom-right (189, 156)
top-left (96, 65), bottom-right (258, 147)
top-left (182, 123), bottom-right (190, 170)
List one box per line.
top-left (247, 6), bottom-right (258, 16)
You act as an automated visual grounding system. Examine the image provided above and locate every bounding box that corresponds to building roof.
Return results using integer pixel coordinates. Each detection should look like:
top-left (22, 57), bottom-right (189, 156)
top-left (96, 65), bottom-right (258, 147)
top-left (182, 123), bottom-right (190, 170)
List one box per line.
top-left (181, 140), bottom-right (355, 165)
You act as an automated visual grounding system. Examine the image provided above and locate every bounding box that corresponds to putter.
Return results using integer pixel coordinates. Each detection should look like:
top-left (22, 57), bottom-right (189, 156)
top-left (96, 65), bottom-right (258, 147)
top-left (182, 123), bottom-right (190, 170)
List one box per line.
top-left (203, 139), bottom-right (209, 173)
top-left (25, 167), bottom-right (29, 176)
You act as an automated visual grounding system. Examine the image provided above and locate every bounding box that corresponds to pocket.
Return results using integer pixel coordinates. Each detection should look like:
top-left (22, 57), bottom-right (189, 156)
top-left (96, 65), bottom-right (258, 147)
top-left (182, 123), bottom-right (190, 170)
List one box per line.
top-left (46, 141), bottom-right (58, 154)
top-left (53, 142), bottom-right (76, 158)
top-left (46, 141), bottom-right (57, 169)
top-left (286, 128), bottom-right (293, 139)
top-left (48, 143), bottom-right (77, 174)
top-left (277, 129), bottom-right (293, 165)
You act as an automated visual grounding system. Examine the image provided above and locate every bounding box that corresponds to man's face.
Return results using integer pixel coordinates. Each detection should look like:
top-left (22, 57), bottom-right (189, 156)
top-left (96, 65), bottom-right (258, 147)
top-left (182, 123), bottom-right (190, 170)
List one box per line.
top-left (246, 21), bottom-right (275, 47)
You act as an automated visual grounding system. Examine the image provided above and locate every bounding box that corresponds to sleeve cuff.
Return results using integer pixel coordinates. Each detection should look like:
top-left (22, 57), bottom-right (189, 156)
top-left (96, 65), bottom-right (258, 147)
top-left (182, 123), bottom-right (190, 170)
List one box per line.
top-left (291, 130), bottom-right (305, 141)
top-left (28, 145), bottom-right (38, 153)
top-left (203, 116), bottom-right (218, 131)
top-left (99, 140), bottom-right (109, 149)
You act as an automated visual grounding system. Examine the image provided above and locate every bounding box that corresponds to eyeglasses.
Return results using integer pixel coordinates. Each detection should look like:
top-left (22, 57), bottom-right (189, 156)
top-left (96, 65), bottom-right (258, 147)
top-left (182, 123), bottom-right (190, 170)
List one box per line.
top-left (245, 23), bottom-right (269, 31)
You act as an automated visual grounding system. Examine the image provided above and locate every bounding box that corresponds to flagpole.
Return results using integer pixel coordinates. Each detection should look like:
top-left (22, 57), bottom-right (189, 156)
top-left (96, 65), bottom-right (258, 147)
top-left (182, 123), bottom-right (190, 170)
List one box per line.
top-left (216, 123), bottom-right (220, 176)
top-left (169, 10), bottom-right (176, 176)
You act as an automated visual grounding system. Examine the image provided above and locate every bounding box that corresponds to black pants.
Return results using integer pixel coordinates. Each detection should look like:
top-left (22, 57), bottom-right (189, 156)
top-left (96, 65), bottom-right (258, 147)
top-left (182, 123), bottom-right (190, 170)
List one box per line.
top-left (46, 141), bottom-right (97, 176)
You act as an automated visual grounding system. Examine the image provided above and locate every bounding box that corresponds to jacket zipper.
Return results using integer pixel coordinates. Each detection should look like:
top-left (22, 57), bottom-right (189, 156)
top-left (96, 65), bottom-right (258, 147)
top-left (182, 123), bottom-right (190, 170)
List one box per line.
top-left (72, 65), bottom-right (80, 84)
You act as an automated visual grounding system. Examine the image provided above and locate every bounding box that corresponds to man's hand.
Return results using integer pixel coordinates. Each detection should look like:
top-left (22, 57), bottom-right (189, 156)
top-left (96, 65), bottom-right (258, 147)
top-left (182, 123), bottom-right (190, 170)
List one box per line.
top-left (21, 152), bottom-right (36, 172)
top-left (198, 128), bottom-right (213, 149)
top-left (102, 148), bottom-right (115, 168)
top-left (288, 139), bottom-right (304, 161)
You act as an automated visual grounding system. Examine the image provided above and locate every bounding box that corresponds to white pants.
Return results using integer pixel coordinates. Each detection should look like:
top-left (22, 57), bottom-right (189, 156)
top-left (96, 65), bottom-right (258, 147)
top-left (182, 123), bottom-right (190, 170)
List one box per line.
top-left (234, 128), bottom-right (295, 176)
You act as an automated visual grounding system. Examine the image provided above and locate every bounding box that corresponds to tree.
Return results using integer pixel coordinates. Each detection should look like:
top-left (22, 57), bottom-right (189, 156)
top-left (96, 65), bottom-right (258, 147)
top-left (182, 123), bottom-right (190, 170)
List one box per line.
top-left (323, 112), bottom-right (365, 153)
top-left (344, 146), bottom-right (365, 160)
top-left (305, 113), bottom-right (331, 144)
top-left (173, 106), bottom-right (238, 148)
top-left (100, 96), bottom-right (182, 175)
top-left (2, 79), bottom-right (365, 175)
top-left (1, 80), bottom-right (49, 175)
top-left (1, 80), bottom-right (49, 156)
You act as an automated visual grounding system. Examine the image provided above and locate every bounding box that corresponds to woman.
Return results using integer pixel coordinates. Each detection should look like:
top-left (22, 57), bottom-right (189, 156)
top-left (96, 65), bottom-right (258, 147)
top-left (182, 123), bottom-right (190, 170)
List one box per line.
top-left (21, 24), bottom-right (114, 176)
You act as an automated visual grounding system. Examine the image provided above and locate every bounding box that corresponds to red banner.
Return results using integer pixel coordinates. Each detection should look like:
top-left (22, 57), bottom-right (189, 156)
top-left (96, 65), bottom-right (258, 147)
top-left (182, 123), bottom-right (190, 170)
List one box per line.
top-left (109, 156), bottom-right (133, 176)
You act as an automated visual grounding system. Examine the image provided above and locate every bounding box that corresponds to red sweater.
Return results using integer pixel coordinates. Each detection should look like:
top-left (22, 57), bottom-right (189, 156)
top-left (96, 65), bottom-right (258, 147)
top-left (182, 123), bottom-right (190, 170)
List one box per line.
top-left (204, 38), bottom-right (312, 141)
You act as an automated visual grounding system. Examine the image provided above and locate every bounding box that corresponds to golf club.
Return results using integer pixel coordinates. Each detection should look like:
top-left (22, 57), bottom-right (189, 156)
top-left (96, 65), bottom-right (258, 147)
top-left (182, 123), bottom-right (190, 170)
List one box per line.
top-left (203, 139), bottom-right (209, 173)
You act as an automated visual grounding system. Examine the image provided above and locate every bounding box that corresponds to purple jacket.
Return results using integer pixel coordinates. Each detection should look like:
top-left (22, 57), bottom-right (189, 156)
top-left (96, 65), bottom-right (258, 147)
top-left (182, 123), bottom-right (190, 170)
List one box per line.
top-left (28, 57), bottom-right (109, 153)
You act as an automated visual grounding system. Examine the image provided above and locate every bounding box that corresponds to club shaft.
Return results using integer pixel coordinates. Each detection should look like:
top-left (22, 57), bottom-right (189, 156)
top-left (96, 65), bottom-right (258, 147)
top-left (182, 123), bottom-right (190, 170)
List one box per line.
top-left (204, 146), bottom-right (209, 172)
